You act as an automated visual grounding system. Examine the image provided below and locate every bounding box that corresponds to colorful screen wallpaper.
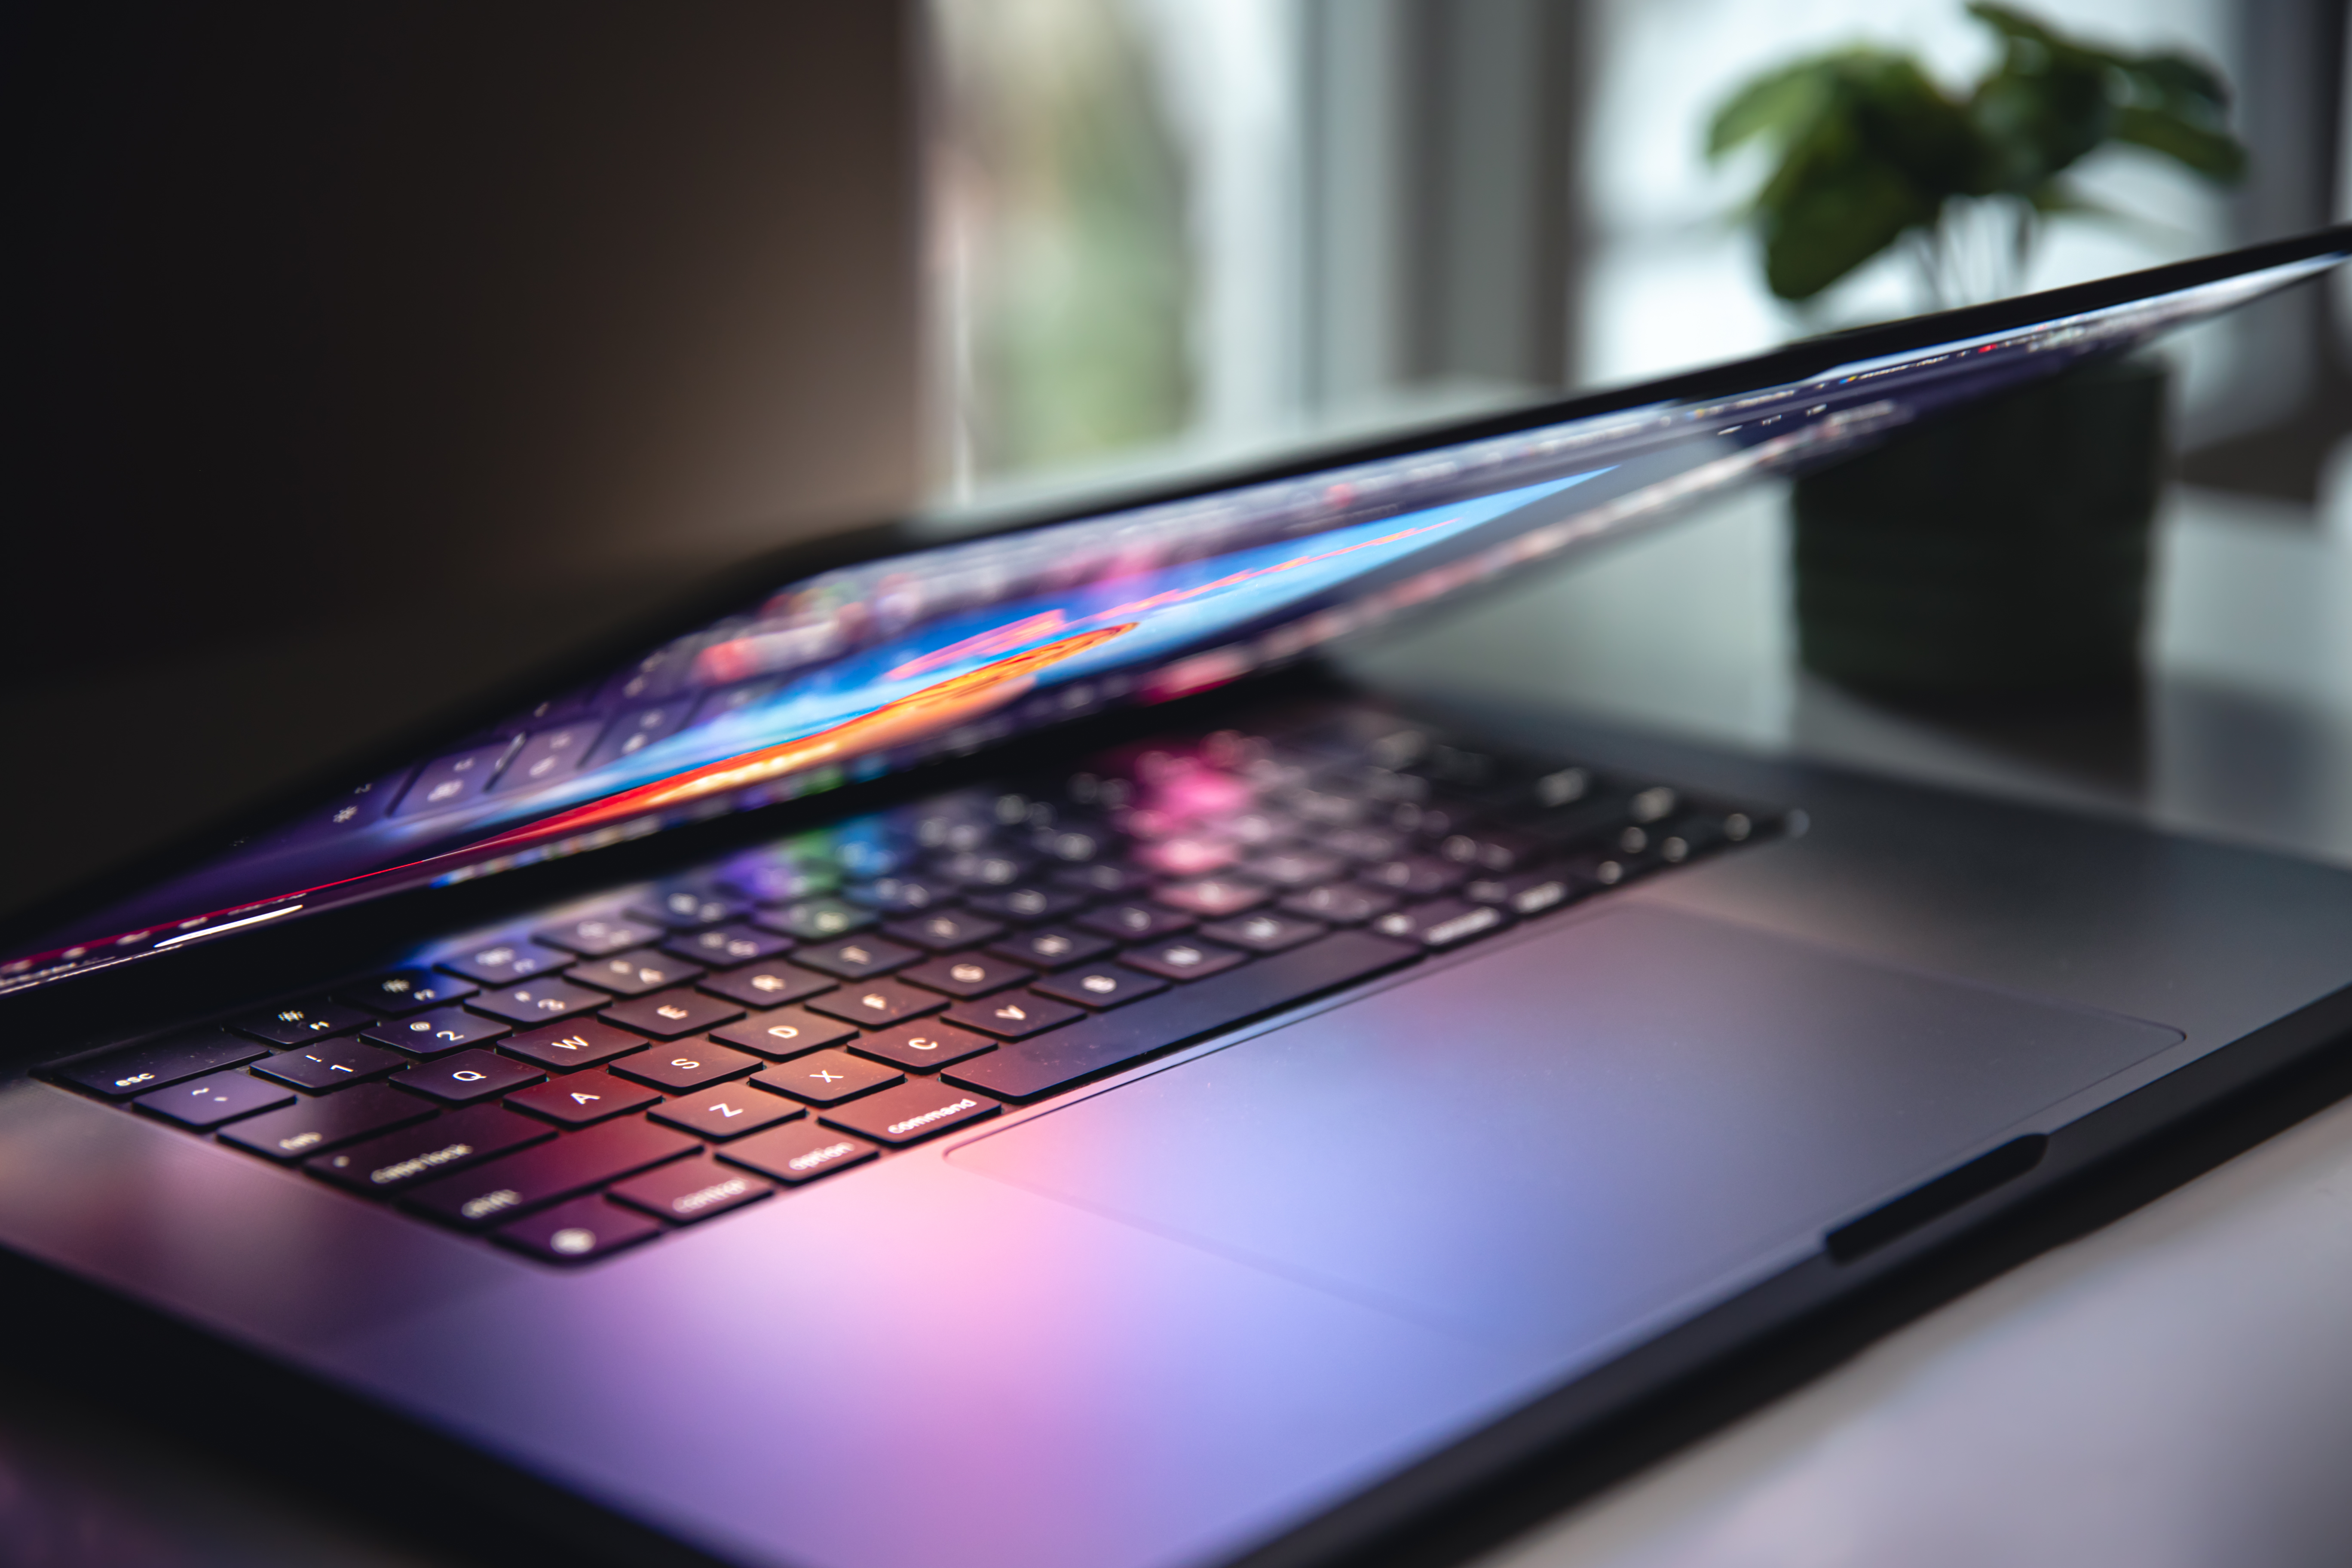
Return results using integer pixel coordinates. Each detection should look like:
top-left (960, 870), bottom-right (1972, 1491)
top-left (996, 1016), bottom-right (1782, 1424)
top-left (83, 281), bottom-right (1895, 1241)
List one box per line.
top-left (7, 253), bottom-right (2339, 992)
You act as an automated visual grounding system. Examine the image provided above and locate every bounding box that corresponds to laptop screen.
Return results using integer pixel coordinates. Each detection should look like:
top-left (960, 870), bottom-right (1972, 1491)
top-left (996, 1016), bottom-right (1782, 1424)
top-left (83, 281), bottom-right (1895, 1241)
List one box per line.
top-left (6, 247), bottom-right (2342, 992)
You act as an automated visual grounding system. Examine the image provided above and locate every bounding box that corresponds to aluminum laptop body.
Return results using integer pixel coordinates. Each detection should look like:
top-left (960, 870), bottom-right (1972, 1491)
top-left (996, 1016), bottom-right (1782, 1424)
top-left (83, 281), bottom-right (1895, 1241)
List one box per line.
top-left (2, 230), bottom-right (2348, 1568)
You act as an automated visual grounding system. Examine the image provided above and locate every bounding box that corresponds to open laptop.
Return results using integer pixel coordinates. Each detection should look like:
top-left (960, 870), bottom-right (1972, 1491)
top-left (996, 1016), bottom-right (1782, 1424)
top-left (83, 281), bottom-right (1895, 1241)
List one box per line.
top-left (3, 229), bottom-right (2349, 1568)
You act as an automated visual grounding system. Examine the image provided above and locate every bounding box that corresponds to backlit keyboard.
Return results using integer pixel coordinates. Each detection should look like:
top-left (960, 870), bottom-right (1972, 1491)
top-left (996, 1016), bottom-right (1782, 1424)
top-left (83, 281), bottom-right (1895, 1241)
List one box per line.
top-left (46, 709), bottom-right (1786, 1262)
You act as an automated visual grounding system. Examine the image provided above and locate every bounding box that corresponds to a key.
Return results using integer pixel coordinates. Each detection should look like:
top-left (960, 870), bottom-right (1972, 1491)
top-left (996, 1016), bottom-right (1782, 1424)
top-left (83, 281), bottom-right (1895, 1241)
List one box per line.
top-left (792, 936), bottom-right (922, 981)
top-left (600, 990), bottom-right (744, 1041)
top-left (505, 1069), bottom-right (661, 1127)
top-left (610, 1042), bottom-right (763, 1093)
top-left (941, 992), bottom-right (1084, 1041)
top-left (850, 1021), bottom-right (995, 1073)
top-left (494, 1195), bottom-right (663, 1262)
top-left (752, 897), bottom-right (876, 941)
top-left (133, 1071), bottom-right (295, 1129)
top-left (750, 1049), bottom-right (901, 1106)
top-left (252, 1038), bottom-right (409, 1091)
top-left (717, 1122), bottom-right (877, 1185)
top-left (436, 939), bottom-right (570, 985)
top-left (533, 915), bottom-right (664, 957)
top-left (608, 1157), bottom-right (775, 1224)
top-left (566, 949), bottom-right (705, 997)
top-left (1199, 912), bottom-right (1328, 953)
top-left (1371, 898), bottom-right (1507, 948)
top-left (1279, 883), bottom-right (1396, 925)
top-left (1120, 939), bottom-right (1248, 982)
top-left (805, 979), bottom-right (945, 1029)
top-left (1033, 964), bottom-right (1168, 1010)
top-left (882, 910), bottom-right (1008, 953)
top-left (898, 952), bottom-right (1033, 999)
top-left (334, 969), bottom-right (479, 1016)
top-left (697, 961), bottom-right (837, 1011)
top-left (229, 998), bottom-right (373, 1045)
top-left (55, 1028), bottom-right (266, 1098)
top-left (362, 1007), bottom-right (512, 1059)
top-left (404, 1118), bottom-right (697, 1229)
top-left (469, 978), bottom-right (609, 1025)
top-left (658, 924), bottom-right (791, 968)
top-left (398, 1048), bottom-right (547, 1105)
top-left (983, 927), bottom-right (1114, 970)
top-left (1076, 903), bottom-right (1194, 942)
top-left (218, 1084), bottom-right (435, 1161)
top-left (709, 1008), bottom-right (858, 1060)
top-left (819, 1080), bottom-right (1000, 1147)
top-left (649, 1087), bottom-right (802, 1140)
top-left (306, 1104), bottom-right (553, 1194)
top-left (497, 1019), bottom-right (652, 1072)
top-left (945, 930), bottom-right (1418, 1102)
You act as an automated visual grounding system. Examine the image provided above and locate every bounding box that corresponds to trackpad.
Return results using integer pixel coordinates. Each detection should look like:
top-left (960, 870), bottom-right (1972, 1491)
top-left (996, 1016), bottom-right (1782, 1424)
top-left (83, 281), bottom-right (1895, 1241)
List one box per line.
top-left (950, 906), bottom-right (2181, 1351)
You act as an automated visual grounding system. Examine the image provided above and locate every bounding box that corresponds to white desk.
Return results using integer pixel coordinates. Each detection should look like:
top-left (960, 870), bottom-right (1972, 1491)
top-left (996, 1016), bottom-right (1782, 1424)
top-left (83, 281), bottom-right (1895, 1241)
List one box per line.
top-left (1340, 480), bottom-right (2352, 1568)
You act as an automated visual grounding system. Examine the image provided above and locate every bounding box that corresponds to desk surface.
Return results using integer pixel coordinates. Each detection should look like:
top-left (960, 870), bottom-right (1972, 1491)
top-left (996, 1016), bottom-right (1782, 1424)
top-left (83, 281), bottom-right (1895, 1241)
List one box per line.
top-left (7, 482), bottom-right (2350, 1566)
top-left (1340, 478), bottom-right (2352, 1568)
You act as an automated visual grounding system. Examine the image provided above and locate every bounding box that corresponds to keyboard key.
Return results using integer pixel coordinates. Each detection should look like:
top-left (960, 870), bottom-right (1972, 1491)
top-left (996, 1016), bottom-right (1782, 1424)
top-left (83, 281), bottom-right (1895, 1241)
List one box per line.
top-left (942, 992), bottom-right (1084, 1040)
top-left (1076, 903), bottom-right (1194, 942)
top-left (505, 1069), bottom-right (661, 1127)
top-left (1371, 898), bottom-right (1507, 948)
top-left (628, 889), bottom-right (747, 930)
top-left (718, 1122), bottom-right (878, 1185)
top-left (610, 1042), bottom-right (763, 1093)
top-left (1120, 939), bottom-right (1248, 982)
top-left (850, 1022), bottom-right (995, 1073)
top-left (218, 1084), bottom-right (435, 1161)
top-left (1151, 877), bottom-right (1270, 918)
top-left (753, 897), bottom-right (876, 941)
top-left (609, 1157), bottom-right (775, 1224)
top-left (1033, 964), bottom-right (1168, 1010)
top-left (1280, 884), bottom-right (1396, 925)
top-left (750, 1049), bottom-right (902, 1106)
top-left (133, 1071), bottom-right (296, 1129)
top-left (335, 969), bottom-right (479, 1015)
top-left (659, 924), bottom-right (792, 968)
top-left (495, 1195), bottom-right (663, 1262)
top-left (650, 1087), bottom-right (802, 1140)
top-left (961, 885), bottom-right (1087, 923)
top-left (882, 910), bottom-right (1008, 953)
top-left (567, 949), bottom-right (705, 996)
top-left (404, 1117), bottom-right (697, 1229)
top-left (945, 930), bottom-right (1418, 1102)
top-left (534, 914), bottom-right (664, 957)
top-left (498, 1019), bottom-right (652, 1072)
top-left (398, 1049), bottom-right (547, 1104)
top-left (252, 1038), bottom-right (409, 1091)
top-left (469, 978), bottom-right (610, 1025)
top-left (600, 990), bottom-right (744, 1040)
top-left (229, 998), bottom-right (374, 1045)
top-left (898, 952), bottom-right (1033, 999)
top-left (306, 1105), bottom-right (553, 1194)
top-left (362, 1007), bottom-right (511, 1059)
top-left (698, 961), bottom-right (837, 1011)
top-left (55, 1029), bottom-right (267, 1098)
top-left (709, 1008), bottom-right (857, 1060)
top-left (792, 936), bottom-right (921, 980)
top-left (820, 1081), bottom-right (1000, 1148)
top-left (437, 938), bottom-right (570, 984)
top-left (1200, 912), bottom-right (1328, 953)
top-left (805, 980), bottom-right (945, 1029)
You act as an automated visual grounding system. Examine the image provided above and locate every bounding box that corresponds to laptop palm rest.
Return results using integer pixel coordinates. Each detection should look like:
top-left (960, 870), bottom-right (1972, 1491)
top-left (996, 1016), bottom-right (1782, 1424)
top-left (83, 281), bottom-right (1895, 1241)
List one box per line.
top-left (950, 904), bottom-right (2181, 1350)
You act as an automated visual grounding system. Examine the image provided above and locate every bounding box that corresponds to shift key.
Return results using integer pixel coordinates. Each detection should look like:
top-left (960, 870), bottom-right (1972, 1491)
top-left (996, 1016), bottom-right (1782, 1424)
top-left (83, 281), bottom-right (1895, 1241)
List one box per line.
top-left (402, 1117), bottom-right (697, 1230)
top-left (306, 1104), bottom-right (551, 1195)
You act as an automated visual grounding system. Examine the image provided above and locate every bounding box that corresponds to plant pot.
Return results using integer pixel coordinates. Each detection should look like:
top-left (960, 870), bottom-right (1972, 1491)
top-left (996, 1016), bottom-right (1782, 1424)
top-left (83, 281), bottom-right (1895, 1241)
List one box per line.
top-left (1791, 354), bottom-right (2167, 701)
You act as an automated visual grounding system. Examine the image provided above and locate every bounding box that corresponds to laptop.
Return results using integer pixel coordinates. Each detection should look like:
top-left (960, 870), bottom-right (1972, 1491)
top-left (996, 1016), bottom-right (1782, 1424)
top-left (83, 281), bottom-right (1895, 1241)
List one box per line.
top-left (4, 228), bottom-right (2349, 1568)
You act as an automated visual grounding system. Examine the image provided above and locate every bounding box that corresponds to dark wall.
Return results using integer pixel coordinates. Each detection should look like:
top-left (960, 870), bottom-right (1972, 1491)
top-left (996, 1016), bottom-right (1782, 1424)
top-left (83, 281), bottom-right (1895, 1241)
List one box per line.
top-left (6, 2), bottom-right (923, 921)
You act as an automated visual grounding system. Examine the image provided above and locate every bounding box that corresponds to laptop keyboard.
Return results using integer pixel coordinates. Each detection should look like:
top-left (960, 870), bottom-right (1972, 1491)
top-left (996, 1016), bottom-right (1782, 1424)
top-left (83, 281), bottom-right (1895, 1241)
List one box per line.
top-left (46, 710), bottom-right (1786, 1263)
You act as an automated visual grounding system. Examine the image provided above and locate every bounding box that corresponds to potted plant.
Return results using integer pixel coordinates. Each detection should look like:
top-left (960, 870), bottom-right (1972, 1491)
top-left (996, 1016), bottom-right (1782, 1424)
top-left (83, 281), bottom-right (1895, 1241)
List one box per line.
top-left (1709, 3), bottom-right (2246, 699)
